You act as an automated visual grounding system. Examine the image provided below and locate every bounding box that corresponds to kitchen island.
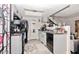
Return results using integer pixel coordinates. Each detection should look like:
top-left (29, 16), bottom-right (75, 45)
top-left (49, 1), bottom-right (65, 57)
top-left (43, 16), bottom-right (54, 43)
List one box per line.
top-left (38, 29), bottom-right (70, 54)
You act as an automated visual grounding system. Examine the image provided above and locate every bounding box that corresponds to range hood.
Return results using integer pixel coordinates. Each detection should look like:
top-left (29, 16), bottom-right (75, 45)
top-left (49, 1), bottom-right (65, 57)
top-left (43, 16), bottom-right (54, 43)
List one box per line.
top-left (48, 5), bottom-right (70, 25)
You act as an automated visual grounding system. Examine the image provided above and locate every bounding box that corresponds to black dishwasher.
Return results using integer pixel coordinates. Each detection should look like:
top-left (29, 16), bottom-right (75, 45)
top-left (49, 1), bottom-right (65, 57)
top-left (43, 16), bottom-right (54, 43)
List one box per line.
top-left (47, 33), bottom-right (53, 53)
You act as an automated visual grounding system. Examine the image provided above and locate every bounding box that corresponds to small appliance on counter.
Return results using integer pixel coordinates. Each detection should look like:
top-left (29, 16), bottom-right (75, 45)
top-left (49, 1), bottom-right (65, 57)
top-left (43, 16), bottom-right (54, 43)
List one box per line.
top-left (40, 24), bottom-right (46, 31)
top-left (55, 26), bottom-right (67, 33)
top-left (10, 21), bottom-right (21, 34)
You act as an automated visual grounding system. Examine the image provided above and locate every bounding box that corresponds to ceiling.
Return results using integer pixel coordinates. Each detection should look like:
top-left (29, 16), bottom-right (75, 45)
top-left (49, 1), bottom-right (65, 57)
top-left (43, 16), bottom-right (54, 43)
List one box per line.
top-left (15, 4), bottom-right (79, 17)
top-left (18, 4), bottom-right (69, 12)
top-left (55, 4), bottom-right (79, 17)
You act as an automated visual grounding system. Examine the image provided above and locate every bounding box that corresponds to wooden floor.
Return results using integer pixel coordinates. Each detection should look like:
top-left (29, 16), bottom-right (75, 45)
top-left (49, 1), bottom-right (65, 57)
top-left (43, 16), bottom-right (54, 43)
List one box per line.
top-left (24, 39), bottom-right (52, 54)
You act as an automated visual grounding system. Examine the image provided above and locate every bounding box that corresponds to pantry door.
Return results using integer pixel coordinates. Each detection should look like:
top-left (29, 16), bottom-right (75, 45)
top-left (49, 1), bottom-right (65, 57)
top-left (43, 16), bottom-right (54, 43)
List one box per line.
top-left (75, 20), bottom-right (79, 39)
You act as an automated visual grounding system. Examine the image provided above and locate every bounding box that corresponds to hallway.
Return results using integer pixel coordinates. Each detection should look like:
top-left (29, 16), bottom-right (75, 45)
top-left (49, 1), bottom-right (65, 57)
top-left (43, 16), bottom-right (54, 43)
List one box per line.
top-left (24, 39), bottom-right (52, 54)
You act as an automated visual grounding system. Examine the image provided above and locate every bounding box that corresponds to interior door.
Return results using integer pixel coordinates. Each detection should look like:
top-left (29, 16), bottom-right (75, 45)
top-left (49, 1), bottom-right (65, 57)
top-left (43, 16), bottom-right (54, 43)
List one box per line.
top-left (29, 19), bottom-right (39, 40)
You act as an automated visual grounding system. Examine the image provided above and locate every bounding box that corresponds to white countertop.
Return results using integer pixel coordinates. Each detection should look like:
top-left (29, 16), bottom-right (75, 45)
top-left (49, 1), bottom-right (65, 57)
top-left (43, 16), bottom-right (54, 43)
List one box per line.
top-left (39, 30), bottom-right (67, 34)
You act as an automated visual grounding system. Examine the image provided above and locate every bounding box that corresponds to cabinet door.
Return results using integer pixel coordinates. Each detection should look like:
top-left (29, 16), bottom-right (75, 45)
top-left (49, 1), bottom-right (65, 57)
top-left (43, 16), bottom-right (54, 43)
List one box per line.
top-left (38, 31), bottom-right (41, 40)
top-left (39, 32), bottom-right (43, 42)
top-left (54, 34), bottom-right (67, 54)
top-left (40, 32), bottom-right (46, 45)
top-left (11, 35), bottom-right (22, 54)
top-left (42, 32), bottom-right (46, 45)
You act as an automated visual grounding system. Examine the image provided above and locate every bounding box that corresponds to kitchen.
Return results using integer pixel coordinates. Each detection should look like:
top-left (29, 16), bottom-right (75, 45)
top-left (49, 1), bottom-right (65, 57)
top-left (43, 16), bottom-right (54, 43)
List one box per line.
top-left (0, 4), bottom-right (79, 54)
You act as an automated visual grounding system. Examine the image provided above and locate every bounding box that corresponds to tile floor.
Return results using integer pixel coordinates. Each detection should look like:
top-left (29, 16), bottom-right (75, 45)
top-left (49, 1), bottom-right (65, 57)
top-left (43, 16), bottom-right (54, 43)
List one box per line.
top-left (24, 39), bottom-right (52, 54)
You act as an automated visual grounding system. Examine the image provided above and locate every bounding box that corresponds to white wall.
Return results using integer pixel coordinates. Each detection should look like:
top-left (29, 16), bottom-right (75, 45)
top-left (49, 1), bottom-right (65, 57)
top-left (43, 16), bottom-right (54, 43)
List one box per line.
top-left (54, 15), bottom-right (79, 34)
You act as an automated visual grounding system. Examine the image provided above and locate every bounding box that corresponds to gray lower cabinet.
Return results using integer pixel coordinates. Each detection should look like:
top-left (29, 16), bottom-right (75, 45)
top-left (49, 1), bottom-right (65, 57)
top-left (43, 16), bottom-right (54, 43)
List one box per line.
top-left (11, 34), bottom-right (22, 54)
top-left (39, 31), bottom-right (46, 45)
top-left (53, 34), bottom-right (67, 54)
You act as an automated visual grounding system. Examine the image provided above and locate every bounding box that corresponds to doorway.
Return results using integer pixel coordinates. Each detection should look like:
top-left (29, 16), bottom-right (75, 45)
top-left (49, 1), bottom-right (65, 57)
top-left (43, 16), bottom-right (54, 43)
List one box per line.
top-left (75, 20), bottom-right (79, 39)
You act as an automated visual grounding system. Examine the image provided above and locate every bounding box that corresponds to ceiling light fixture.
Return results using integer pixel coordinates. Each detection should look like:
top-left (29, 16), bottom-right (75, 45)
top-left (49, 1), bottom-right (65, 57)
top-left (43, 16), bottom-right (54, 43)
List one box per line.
top-left (24, 8), bottom-right (44, 13)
